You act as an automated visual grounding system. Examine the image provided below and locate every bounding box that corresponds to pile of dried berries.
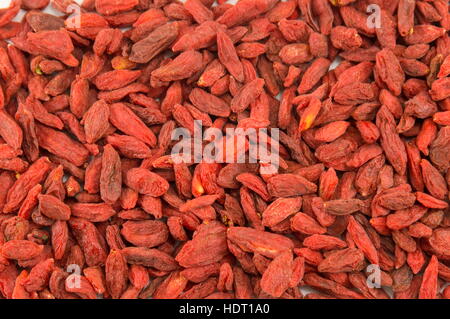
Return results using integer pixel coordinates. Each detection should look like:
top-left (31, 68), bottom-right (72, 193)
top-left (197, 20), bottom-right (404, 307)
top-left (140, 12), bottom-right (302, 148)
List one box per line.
top-left (0, 0), bottom-right (449, 300)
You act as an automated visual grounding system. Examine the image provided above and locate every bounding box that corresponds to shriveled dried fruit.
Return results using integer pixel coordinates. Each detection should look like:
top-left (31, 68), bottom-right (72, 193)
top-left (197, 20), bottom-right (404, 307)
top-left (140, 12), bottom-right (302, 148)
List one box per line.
top-left (0, 0), bottom-right (447, 301)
